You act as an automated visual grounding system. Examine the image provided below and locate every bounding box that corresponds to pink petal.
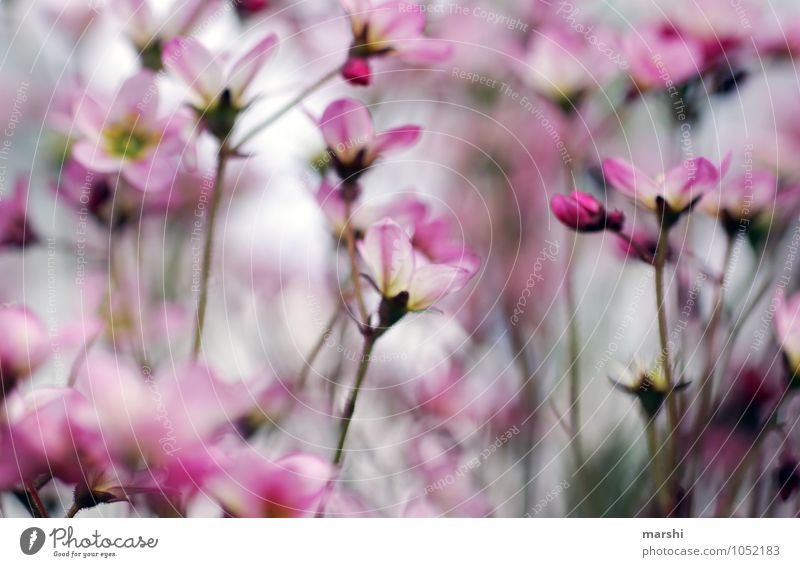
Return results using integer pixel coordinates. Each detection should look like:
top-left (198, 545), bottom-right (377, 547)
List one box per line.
top-left (395, 39), bottom-right (453, 63)
top-left (602, 158), bottom-right (659, 204)
top-left (108, 70), bottom-right (160, 128)
top-left (369, 1), bottom-right (426, 42)
top-left (357, 218), bottom-right (414, 297)
top-left (319, 98), bottom-right (375, 157)
top-left (373, 125), bottom-right (421, 155)
top-left (407, 264), bottom-right (471, 311)
top-left (227, 33), bottom-right (279, 103)
top-left (163, 36), bottom-right (225, 106)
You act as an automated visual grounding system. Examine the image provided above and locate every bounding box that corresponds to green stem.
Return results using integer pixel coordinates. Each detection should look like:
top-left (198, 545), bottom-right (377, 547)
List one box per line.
top-left (654, 219), bottom-right (680, 510)
top-left (192, 143), bottom-right (229, 359)
top-left (565, 250), bottom-right (583, 472)
top-left (646, 418), bottom-right (670, 516)
top-left (332, 334), bottom-right (375, 467)
top-left (233, 68), bottom-right (340, 152)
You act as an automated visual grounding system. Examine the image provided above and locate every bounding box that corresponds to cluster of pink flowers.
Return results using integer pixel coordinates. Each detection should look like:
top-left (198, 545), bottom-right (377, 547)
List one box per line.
top-left (3, 0), bottom-right (800, 519)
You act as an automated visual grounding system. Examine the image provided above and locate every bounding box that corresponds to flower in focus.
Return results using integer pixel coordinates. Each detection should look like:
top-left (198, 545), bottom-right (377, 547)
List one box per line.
top-left (317, 98), bottom-right (421, 185)
top-left (0, 175), bottom-right (38, 248)
top-left (603, 154), bottom-right (731, 219)
top-left (774, 290), bottom-right (800, 386)
top-left (163, 32), bottom-right (278, 138)
top-left (550, 191), bottom-right (625, 233)
top-left (358, 218), bottom-right (478, 327)
top-left (339, 0), bottom-right (452, 86)
top-left (113, 0), bottom-right (221, 70)
top-left (206, 450), bottom-right (333, 517)
top-left (0, 306), bottom-right (49, 397)
top-left (70, 70), bottom-right (191, 193)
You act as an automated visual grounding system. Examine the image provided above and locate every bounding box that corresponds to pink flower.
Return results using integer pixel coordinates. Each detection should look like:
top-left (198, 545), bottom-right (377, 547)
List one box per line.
top-left (775, 291), bottom-right (800, 381)
top-left (699, 170), bottom-right (777, 226)
top-left (163, 32), bottom-right (278, 112)
top-left (205, 450), bottom-right (333, 517)
top-left (74, 353), bottom-right (255, 469)
top-left (0, 175), bottom-right (38, 248)
top-left (358, 218), bottom-right (478, 314)
top-left (603, 154), bottom-right (731, 217)
top-left (70, 71), bottom-right (191, 193)
top-left (624, 25), bottom-right (705, 90)
top-left (317, 98), bottom-right (421, 182)
top-left (0, 388), bottom-right (102, 488)
top-left (339, 0), bottom-right (452, 84)
top-left (522, 23), bottom-right (618, 103)
top-left (114, 0), bottom-right (222, 69)
top-left (550, 191), bottom-right (624, 233)
top-left (0, 306), bottom-right (49, 397)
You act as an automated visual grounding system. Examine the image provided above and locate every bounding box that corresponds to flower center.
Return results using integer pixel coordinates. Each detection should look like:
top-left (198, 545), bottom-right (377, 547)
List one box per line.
top-left (103, 123), bottom-right (156, 160)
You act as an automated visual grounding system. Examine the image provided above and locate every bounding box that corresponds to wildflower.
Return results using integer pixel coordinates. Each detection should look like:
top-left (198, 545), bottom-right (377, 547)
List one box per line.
top-left (0, 306), bottom-right (49, 397)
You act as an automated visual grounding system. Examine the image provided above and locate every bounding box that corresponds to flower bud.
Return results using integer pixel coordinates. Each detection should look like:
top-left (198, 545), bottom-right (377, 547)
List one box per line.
top-left (550, 191), bottom-right (624, 233)
top-left (341, 57), bottom-right (372, 86)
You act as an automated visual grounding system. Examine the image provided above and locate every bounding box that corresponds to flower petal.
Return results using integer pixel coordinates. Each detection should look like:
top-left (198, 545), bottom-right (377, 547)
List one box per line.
top-left (357, 218), bottom-right (414, 297)
top-left (163, 36), bottom-right (225, 107)
top-left (602, 158), bottom-right (659, 208)
top-left (407, 263), bottom-right (471, 311)
top-left (227, 33), bottom-right (279, 103)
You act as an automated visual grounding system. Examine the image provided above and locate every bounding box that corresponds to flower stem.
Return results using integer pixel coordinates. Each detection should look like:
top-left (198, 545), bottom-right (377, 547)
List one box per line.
top-left (332, 334), bottom-right (375, 467)
top-left (646, 417), bottom-right (670, 516)
top-left (654, 219), bottom-right (680, 508)
top-left (66, 502), bottom-right (80, 518)
top-left (24, 482), bottom-right (49, 518)
top-left (233, 68), bottom-right (340, 152)
top-left (565, 246), bottom-right (583, 472)
top-left (297, 307), bottom-right (342, 390)
top-left (191, 143), bottom-right (229, 359)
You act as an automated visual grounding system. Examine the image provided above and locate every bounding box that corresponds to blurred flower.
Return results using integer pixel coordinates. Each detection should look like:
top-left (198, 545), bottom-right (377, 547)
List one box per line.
top-left (550, 191), bottom-right (624, 233)
top-left (70, 71), bottom-right (191, 193)
top-left (522, 23), bottom-right (619, 105)
top-left (775, 291), bottom-right (800, 386)
top-left (610, 362), bottom-right (688, 418)
top-left (624, 25), bottom-right (705, 90)
top-left (163, 32), bottom-right (278, 137)
top-left (0, 175), bottom-right (38, 248)
top-left (699, 170), bottom-right (777, 230)
top-left (0, 388), bottom-right (101, 489)
top-left (235, 0), bottom-right (271, 18)
top-left (206, 450), bottom-right (333, 517)
top-left (339, 0), bottom-right (452, 86)
top-left (359, 219), bottom-right (478, 325)
top-left (113, 0), bottom-right (221, 70)
top-left (0, 306), bottom-right (49, 397)
top-left (316, 98), bottom-right (421, 184)
top-left (603, 154), bottom-right (731, 218)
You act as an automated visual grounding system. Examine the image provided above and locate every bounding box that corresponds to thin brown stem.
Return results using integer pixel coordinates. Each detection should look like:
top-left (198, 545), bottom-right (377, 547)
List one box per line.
top-left (24, 482), bottom-right (49, 518)
top-left (332, 334), bottom-right (375, 467)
